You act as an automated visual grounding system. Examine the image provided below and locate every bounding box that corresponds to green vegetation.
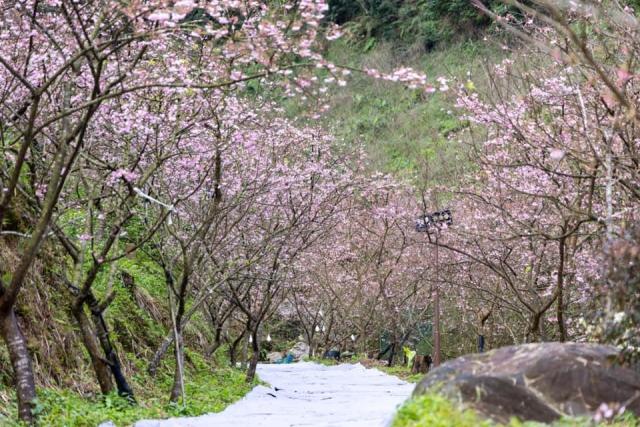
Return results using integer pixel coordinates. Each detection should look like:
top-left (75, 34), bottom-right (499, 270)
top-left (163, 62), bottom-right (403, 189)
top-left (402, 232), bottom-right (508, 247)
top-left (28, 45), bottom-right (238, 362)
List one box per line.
top-left (375, 365), bottom-right (423, 384)
top-left (0, 353), bottom-right (253, 427)
top-left (393, 394), bottom-right (640, 427)
top-left (327, 0), bottom-right (507, 49)
top-left (0, 236), bottom-right (232, 426)
top-left (318, 38), bottom-right (503, 182)
top-left (393, 393), bottom-right (493, 427)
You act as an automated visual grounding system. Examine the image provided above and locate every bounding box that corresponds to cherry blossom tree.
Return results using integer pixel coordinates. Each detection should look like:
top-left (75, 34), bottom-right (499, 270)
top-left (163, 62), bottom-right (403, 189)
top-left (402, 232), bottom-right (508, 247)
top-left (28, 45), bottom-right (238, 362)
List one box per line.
top-left (427, 0), bottom-right (640, 352)
top-left (0, 0), bottom-right (371, 419)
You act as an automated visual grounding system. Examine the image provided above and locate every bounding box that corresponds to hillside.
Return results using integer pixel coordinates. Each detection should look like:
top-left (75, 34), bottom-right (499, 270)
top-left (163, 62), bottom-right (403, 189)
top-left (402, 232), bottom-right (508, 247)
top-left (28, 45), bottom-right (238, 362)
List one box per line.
top-left (1, 1), bottom-right (640, 426)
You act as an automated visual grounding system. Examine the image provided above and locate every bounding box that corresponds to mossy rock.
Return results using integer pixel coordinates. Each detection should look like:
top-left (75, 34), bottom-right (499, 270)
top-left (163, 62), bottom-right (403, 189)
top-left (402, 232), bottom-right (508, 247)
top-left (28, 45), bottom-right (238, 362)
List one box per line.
top-left (414, 342), bottom-right (640, 424)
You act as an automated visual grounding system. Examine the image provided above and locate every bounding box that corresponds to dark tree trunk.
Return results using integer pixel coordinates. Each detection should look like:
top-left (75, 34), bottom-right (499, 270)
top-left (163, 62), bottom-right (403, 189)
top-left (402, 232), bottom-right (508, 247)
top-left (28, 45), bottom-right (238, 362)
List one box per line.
top-left (527, 311), bottom-right (542, 343)
top-left (71, 305), bottom-right (113, 394)
top-left (245, 329), bottom-right (259, 383)
top-left (228, 330), bottom-right (245, 368)
top-left (477, 308), bottom-right (491, 353)
top-left (87, 296), bottom-right (135, 401)
top-left (148, 334), bottom-right (173, 377)
top-left (305, 330), bottom-right (314, 357)
top-left (169, 332), bottom-right (184, 403)
top-left (411, 355), bottom-right (431, 374)
top-left (557, 236), bottom-right (567, 342)
top-left (478, 335), bottom-right (485, 353)
top-left (205, 324), bottom-right (224, 358)
top-left (0, 308), bottom-right (36, 423)
top-left (377, 342), bottom-right (392, 360)
top-left (387, 342), bottom-right (396, 367)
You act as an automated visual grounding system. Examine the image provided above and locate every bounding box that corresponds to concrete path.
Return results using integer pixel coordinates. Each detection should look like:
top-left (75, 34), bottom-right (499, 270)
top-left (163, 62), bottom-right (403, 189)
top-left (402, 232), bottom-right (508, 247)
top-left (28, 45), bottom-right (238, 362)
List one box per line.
top-left (135, 362), bottom-right (415, 427)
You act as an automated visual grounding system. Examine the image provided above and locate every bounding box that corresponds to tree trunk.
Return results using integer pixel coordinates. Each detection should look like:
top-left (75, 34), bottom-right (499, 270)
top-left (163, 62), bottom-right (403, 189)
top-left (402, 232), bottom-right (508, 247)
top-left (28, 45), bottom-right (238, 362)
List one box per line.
top-left (241, 333), bottom-right (249, 370)
top-left (377, 342), bottom-right (392, 360)
top-left (205, 324), bottom-right (224, 358)
top-left (305, 330), bottom-right (314, 357)
top-left (0, 308), bottom-right (36, 423)
top-left (411, 355), bottom-right (431, 374)
top-left (147, 334), bottom-right (173, 377)
top-left (527, 311), bottom-right (542, 343)
top-left (557, 236), bottom-right (567, 342)
top-left (229, 330), bottom-right (245, 368)
top-left (87, 297), bottom-right (135, 401)
top-left (149, 292), bottom-right (212, 374)
top-left (169, 332), bottom-right (185, 403)
top-left (246, 328), bottom-right (259, 383)
top-left (477, 309), bottom-right (491, 353)
top-left (387, 342), bottom-right (396, 367)
top-left (71, 305), bottom-right (113, 394)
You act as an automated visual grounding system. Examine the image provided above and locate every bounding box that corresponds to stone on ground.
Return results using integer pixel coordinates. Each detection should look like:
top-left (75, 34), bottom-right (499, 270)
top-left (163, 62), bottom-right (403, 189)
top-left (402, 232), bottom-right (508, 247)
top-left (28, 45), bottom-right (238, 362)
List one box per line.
top-left (135, 362), bottom-right (413, 427)
top-left (414, 342), bottom-right (640, 424)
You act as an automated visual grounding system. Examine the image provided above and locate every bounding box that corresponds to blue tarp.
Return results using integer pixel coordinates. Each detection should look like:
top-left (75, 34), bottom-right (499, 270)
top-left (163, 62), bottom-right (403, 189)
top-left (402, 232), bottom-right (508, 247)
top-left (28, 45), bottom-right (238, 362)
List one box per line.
top-left (275, 353), bottom-right (294, 364)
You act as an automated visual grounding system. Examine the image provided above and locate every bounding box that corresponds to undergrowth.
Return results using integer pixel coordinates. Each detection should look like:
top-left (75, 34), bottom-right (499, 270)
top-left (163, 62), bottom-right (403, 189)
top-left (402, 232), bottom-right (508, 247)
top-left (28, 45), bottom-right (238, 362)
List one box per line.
top-left (314, 39), bottom-right (505, 182)
top-left (375, 365), bottom-right (424, 383)
top-left (0, 350), bottom-right (254, 427)
top-left (393, 394), bottom-right (640, 427)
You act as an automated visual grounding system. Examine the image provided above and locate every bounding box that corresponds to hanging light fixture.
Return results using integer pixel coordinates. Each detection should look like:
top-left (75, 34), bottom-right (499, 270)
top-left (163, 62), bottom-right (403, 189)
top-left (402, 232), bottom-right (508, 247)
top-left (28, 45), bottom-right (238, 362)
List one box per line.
top-left (321, 325), bottom-right (326, 333)
top-left (315, 325), bottom-right (320, 332)
top-left (351, 334), bottom-right (356, 342)
top-left (249, 335), bottom-right (253, 343)
top-left (266, 334), bottom-right (272, 342)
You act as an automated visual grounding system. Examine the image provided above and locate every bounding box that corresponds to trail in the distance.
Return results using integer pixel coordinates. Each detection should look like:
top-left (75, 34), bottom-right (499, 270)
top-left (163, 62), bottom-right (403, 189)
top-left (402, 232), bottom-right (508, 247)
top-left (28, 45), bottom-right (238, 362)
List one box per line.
top-left (135, 362), bottom-right (414, 427)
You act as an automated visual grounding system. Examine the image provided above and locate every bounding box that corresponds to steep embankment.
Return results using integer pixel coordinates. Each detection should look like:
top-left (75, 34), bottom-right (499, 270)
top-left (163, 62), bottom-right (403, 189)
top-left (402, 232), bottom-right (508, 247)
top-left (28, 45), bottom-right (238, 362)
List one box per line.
top-left (0, 236), bottom-right (250, 425)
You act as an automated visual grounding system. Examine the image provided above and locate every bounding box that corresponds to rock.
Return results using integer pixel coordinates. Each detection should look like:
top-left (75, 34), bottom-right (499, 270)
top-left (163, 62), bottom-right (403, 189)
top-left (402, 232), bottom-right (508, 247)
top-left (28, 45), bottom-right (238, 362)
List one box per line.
top-left (98, 422), bottom-right (116, 427)
top-left (414, 342), bottom-right (640, 424)
top-left (267, 351), bottom-right (283, 363)
top-left (288, 341), bottom-right (310, 361)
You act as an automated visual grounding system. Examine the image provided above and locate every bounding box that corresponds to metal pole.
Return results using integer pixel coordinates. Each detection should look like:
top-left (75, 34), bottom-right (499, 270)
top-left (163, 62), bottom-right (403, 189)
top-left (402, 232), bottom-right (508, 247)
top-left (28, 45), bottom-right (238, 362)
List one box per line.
top-left (433, 230), bottom-right (441, 367)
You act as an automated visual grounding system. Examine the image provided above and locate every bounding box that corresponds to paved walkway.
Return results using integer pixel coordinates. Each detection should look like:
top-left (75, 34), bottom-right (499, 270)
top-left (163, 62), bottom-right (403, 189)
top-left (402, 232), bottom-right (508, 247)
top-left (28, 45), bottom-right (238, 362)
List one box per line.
top-left (135, 362), bottom-right (415, 427)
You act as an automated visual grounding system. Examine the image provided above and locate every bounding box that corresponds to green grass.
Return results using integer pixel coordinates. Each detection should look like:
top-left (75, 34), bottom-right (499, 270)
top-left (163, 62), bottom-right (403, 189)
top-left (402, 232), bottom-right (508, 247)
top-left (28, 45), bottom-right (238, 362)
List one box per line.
top-left (375, 365), bottom-right (424, 383)
top-left (309, 39), bottom-right (504, 183)
top-left (393, 393), bottom-right (640, 427)
top-left (0, 351), bottom-right (254, 427)
top-left (393, 393), bottom-right (493, 427)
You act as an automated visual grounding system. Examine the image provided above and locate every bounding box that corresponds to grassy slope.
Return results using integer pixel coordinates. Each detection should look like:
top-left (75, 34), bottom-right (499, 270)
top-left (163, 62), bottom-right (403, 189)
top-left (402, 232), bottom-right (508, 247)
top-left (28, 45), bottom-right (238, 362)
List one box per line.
top-left (0, 241), bottom-right (248, 426)
top-left (313, 38), bottom-right (640, 427)
top-left (317, 38), bottom-right (502, 182)
top-left (0, 352), bottom-right (253, 426)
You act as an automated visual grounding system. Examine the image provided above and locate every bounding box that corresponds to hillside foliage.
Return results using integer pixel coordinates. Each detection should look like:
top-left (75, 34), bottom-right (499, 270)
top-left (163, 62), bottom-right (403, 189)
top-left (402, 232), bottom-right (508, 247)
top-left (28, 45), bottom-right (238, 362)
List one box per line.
top-left (1, 1), bottom-right (640, 426)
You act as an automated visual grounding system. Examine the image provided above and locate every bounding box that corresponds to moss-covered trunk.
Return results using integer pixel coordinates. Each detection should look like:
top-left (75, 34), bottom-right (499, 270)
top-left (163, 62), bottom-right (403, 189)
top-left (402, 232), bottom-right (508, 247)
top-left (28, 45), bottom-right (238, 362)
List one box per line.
top-left (72, 304), bottom-right (113, 394)
top-left (0, 307), bottom-right (36, 423)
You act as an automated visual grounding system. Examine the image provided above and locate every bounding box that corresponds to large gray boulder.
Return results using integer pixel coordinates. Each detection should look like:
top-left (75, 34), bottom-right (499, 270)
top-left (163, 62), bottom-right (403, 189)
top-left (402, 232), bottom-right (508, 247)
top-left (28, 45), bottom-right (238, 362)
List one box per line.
top-left (414, 342), bottom-right (640, 424)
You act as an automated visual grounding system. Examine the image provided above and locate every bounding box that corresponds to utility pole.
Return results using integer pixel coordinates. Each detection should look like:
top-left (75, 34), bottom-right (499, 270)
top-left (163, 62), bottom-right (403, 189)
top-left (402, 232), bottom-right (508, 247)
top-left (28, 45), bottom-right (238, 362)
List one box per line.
top-left (433, 229), bottom-right (441, 367)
